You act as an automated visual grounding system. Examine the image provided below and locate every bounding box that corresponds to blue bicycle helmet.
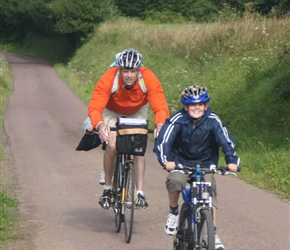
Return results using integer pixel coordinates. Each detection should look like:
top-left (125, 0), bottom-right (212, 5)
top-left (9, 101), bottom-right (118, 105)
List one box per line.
top-left (118, 48), bottom-right (142, 69)
top-left (180, 85), bottom-right (210, 105)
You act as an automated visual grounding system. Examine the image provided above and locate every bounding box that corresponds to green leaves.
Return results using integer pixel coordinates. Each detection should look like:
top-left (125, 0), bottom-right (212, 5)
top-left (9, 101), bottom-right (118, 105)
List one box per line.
top-left (47, 0), bottom-right (101, 35)
top-left (1, 0), bottom-right (117, 43)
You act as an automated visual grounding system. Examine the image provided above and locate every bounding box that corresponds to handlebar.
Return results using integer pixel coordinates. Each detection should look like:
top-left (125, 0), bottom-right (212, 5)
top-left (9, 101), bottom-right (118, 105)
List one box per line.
top-left (165, 164), bottom-right (240, 176)
top-left (216, 166), bottom-right (240, 176)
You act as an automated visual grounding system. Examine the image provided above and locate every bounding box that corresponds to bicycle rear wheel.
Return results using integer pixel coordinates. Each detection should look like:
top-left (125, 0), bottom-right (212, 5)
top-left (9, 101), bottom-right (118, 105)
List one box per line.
top-left (175, 202), bottom-right (194, 250)
top-left (196, 209), bottom-right (214, 250)
top-left (123, 162), bottom-right (135, 243)
top-left (113, 158), bottom-right (124, 233)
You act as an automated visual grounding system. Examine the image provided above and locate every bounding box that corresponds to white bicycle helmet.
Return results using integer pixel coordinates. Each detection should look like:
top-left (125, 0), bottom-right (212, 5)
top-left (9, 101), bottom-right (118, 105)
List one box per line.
top-left (118, 48), bottom-right (142, 69)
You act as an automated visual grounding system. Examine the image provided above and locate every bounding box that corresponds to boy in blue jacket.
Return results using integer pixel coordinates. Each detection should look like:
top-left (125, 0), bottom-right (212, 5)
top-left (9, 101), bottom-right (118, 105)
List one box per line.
top-left (154, 85), bottom-right (240, 250)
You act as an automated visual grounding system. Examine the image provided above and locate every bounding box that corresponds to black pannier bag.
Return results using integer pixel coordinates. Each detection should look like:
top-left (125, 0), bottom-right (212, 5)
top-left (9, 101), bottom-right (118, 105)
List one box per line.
top-left (115, 117), bottom-right (148, 156)
top-left (76, 131), bottom-right (101, 151)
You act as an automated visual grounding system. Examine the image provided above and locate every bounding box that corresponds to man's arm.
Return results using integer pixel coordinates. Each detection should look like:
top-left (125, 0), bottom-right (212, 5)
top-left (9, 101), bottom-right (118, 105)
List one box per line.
top-left (141, 68), bottom-right (170, 125)
top-left (88, 68), bottom-right (116, 128)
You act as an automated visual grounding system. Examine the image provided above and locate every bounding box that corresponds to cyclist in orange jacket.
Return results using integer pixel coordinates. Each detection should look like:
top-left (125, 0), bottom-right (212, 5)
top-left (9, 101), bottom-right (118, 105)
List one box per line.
top-left (88, 48), bottom-right (170, 209)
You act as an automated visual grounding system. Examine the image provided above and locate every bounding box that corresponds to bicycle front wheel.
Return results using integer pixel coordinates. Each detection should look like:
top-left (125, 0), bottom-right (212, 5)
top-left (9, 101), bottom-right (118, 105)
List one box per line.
top-left (123, 162), bottom-right (135, 243)
top-left (175, 202), bottom-right (194, 250)
top-left (113, 159), bottom-right (123, 233)
top-left (196, 209), bottom-right (214, 250)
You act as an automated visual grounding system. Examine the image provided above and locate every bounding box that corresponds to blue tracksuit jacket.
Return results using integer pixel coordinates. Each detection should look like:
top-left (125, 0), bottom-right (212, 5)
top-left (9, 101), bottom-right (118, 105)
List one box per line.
top-left (154, 107), bottom-right (240, 168)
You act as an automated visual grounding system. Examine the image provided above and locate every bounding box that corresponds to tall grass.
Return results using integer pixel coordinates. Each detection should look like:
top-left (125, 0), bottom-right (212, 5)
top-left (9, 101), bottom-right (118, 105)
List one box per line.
top-left (55, 14), bottom-right (290, 199)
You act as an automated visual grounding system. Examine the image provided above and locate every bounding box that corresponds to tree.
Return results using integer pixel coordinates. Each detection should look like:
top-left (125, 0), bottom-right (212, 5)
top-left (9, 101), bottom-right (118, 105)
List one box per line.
top-left (253, 0), bottom-right (290, 16)
top-left (1, 0), bottom-right (117, 44)
top-left (47, 0), bottom-right (101, 36)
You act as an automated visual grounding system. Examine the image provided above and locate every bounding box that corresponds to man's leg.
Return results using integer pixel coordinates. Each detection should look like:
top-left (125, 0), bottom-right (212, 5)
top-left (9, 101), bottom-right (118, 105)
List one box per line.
top-left (103, 130), bottom-right (117, 185)
top-left (98, 144), bottom-right (105, 185)
top-left (99, 131), bottom-right (117, 209)
top-left (134, 155), bottom-right (145, 191)
top-left (134, 155), bottom-right (148, 208)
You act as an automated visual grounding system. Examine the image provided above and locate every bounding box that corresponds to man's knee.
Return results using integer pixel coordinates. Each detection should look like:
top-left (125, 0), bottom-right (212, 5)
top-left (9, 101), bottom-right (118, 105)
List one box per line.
top-left (106, 142), bottom-right (116, 155)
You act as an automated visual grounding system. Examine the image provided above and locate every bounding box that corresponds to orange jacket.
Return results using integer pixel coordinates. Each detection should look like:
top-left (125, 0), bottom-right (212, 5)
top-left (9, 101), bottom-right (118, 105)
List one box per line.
top-left (88, 66), bottom-right (169, 127)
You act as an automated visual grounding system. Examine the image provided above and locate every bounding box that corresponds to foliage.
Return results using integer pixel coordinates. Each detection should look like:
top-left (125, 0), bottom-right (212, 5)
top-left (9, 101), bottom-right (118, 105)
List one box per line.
top-left (114, 0), bottom-right (290, 22)
top-left (0, 0), bottom-right (117, 45)
top-left (47, 0), bottom-right (102, 35)
top-left (144, 10), bottom-right (188, 24)
top-left (1, 0), bottom-right (289, 47)
top-left (253, 0), bottom-right (290, 16)
top-left (1, 0), bottom-right (53, 39)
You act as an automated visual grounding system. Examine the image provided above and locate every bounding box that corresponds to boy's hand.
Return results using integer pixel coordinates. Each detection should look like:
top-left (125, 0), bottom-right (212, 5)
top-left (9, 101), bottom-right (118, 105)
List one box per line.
top-left (228, 163), bottom-right (238, 172)
top-left (164, 161), bottom-right (176, 171)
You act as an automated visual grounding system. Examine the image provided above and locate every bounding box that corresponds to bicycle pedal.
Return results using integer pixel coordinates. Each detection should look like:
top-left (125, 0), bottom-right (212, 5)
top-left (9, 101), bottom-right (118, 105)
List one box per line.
top-left (98, 196), bottom-right (112, 210)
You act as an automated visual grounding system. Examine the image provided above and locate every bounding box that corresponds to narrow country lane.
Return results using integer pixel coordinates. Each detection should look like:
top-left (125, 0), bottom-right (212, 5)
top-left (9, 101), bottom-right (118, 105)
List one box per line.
top-left (1, 52), bottom-right (289, 250)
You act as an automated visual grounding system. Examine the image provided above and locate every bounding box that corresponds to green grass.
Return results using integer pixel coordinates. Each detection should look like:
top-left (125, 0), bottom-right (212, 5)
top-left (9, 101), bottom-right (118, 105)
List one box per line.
top-left (0, 191), bottom-right (20, 244)
top-left (0, 53), bottom-right (20, 244)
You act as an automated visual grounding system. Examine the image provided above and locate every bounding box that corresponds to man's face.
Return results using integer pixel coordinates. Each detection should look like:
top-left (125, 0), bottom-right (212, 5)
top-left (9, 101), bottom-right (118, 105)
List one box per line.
top-left (184, 103), bottom-right (207, 120)
top-left (120, 68), bottom-right (139, 88)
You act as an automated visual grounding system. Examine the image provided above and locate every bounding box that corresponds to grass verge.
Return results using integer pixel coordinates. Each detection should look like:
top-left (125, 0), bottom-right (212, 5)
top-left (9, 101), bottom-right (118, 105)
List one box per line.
top-left (0, 53), bottom-right (21, 244)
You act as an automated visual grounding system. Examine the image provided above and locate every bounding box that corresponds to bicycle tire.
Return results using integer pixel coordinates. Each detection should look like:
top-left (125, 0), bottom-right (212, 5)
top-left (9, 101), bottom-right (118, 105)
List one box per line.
top-left (124, 162), bottom-right (135, 243)
top-left (114, 157), bottom-right (124, 232)
top-left (196, 209), bottom-right (214, 250)
top-left (175, 202), bottom-right (194, 250)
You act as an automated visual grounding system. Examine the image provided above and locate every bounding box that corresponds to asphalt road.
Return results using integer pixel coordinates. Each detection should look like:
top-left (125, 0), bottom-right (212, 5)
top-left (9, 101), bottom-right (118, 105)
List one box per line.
top-left (1, 52), bottom-right (289, 250)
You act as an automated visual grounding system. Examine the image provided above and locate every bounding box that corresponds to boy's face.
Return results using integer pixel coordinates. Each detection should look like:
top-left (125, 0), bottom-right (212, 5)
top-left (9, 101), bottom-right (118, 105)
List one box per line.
top-left (184, 103), bottom-right (207, 120)
top-left (120, 68), bottom-right (139, 88)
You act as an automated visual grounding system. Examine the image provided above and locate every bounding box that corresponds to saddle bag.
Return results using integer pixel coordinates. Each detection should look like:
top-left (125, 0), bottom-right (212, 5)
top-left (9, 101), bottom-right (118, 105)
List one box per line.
top-left (115, 117), bottom-right (148, 156)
